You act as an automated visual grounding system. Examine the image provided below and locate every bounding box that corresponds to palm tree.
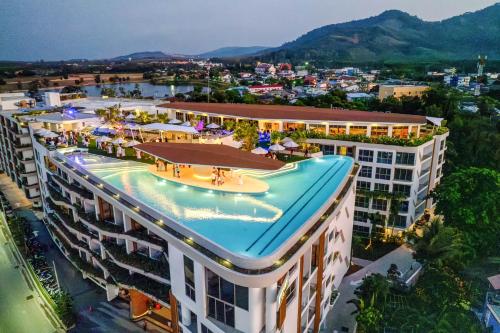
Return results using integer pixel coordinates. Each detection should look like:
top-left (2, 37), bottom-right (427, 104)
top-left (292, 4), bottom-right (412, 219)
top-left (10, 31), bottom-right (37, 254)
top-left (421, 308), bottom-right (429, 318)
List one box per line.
top-left (411, 217), bottom-right (473, 269)
top-left (157, 113), bottom-right (169, 124)
top-left (137, 111), bottom-right (150, 124)
top-left (233, 121), bottom-right (258, 151)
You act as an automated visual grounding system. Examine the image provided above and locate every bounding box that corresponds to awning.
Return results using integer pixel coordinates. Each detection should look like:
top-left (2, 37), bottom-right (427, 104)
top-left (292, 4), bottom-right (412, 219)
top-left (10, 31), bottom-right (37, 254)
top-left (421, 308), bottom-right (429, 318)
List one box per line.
top-left (426, 116), bottom-right (444, 126)
top-left (134, 142), bottom-right (285, 170)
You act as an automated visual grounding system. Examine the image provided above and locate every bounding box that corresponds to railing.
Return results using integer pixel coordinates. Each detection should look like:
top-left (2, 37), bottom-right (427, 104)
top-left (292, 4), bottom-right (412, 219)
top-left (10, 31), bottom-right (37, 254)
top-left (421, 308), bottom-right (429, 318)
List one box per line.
top-left (126, 228), bottom-right (169, 249)
top-left (48, 183), bottom-right (72, 206)
top-left (56, 155), bottom-right (358, 275)
top-left (102, 240), bottom-right (170, 280)
top-left (52, 174), bottom-right (94, 200)
top-left (75, 207), bottom-right (124, 234)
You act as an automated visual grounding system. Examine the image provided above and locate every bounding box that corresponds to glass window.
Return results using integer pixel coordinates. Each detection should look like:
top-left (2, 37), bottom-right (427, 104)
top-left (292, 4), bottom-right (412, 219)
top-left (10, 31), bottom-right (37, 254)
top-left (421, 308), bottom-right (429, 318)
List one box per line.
top-left (377, 151), bottom-right (393, 164)
top-left (355, 196), bottom-right (370, 208)
top-left (370, 126), bottom-right (388, 137)
top-left (394, 168), bottom-right (413, 182)
top-left (309, 124), bottom-right (326, 134)
top-left (394, 215), bottom-right (407, 228)
top-left (438, 154), bottom-right (443, 164)
top-left (374, 183), bottom-right (389, 192)
top-left (356, 180), bottom-right (371, 190)
top-left (372, 198), bottom-right (388, 211)
top-left (349, 126), bottom-right (367, 136)
top-left (235, 285), bottom-right (249, 310)
top-left (396, 152), bottom-right (415, 166)
top-left (184, 255), bottom-right (196, 301)
top-left (358, 149), bottom-right (374, 162)
top-left (329, 125), bottom-right (346, 135)
top-left (375, 167), bottom-right (391, 180)
top-left (440, 140), bottom-right (446, 150)
top-left (201, 324), bottom-right (214, 333)
top-left (220, 278), bottom-right (234, 304)
top-left (392, 126), bottom-right (409, 138)
top-left (399, 201), bottom-right (409, 213)
top-left (393, 184), bottom-right (411, 196)
top-left (285, 280), bottom-right (296, 306)
top-left (354, 210), bottom-right (369, 223)
top-left (359, 166), bottom-right (372, 178)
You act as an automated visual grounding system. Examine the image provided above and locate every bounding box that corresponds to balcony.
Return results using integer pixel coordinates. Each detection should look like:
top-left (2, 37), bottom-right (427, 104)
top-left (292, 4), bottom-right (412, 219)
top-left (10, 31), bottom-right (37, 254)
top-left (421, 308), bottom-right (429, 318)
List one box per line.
top-left (126, 228), bottom-right (169, 249)
top-left (102, 240), bottom-right (170, 280)
top-left (52, 174), bottom-right (94, 200)
top-left (48, 184), bottom-right (72, 206)
top-left (76, 208), bottom-right (124, 234)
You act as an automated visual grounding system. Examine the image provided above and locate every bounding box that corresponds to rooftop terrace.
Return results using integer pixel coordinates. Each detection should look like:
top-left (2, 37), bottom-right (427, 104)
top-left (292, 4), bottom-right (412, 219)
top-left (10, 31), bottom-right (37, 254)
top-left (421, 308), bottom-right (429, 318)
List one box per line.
top-left (62, 152), bottom-right (354, 263)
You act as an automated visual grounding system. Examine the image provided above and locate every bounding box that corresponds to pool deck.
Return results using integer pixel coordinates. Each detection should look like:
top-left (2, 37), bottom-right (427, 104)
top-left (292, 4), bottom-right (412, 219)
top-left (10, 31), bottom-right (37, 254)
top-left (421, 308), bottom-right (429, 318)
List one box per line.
top-left (147, 164), bottom-right (270, 193)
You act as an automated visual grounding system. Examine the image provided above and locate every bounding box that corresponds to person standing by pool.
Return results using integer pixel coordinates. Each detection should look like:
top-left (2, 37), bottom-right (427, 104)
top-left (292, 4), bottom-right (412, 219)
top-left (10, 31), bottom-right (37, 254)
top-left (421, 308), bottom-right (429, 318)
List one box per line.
top-left (107, 143), bottom-right (113, 155)
top-left (211, 171), bottom-right (217, 185)
top-left (116, 144), bottom-right (123, 158)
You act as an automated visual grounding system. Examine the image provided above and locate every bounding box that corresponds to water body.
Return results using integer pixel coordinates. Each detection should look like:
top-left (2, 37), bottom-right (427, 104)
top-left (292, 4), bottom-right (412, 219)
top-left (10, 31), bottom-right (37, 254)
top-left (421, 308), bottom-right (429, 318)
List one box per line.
top-left (80, 82), bottom-right (194, 99)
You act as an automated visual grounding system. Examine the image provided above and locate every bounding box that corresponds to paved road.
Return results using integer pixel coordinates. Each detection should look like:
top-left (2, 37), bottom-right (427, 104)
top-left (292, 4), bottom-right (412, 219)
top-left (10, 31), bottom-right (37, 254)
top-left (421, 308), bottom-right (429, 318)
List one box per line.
top-left (0, 221), bottom-right (57, 333)
top-left (323, 244), bottom-right (416, 332)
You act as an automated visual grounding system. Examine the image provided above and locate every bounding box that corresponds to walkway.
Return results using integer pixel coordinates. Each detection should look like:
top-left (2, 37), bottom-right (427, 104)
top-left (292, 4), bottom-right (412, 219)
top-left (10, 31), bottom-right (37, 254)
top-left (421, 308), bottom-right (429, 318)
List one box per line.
top-left (0, 173), bottom-right (32, 209)
top-left (0, 216), bottom-right (58, 333)
top-left (322, 244), bottom-right (415, 332)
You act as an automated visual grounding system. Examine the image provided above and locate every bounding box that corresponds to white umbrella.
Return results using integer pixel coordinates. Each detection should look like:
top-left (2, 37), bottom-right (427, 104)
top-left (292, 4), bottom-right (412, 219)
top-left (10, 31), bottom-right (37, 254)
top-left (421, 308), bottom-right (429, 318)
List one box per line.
top-left (181, 121), bottom-right (191, 126)
top-left (281, 137), bottom-right (293, 143)
top-left (112, 138), bottom-right (128, 145)
top-left (96, 136), bottom-right (112, 143)
top-left (283, 140), bottom-right (299, 148)
top-left (125, 140), bottom-right (141, 147)
top-left (125, 114), bottom-right (136, 120)
top-left (269, 144), bottom-right (285, 151)
top-left (41, 131), bottom-right (59, 138)
top-left (34, 128), bottom-right (50, 135)
top-left (251, 147), bottom-right (268, 155)
top-left (206, 123), bottom-right (220, 129)
top-left (168, 119), bottom-right (182, 124)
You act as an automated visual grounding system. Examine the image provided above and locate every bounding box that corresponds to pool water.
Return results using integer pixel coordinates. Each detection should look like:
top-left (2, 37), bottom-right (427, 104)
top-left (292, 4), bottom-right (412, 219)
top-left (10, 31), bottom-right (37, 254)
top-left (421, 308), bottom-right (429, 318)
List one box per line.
top-left (76, 155), bottom-right (353, 258)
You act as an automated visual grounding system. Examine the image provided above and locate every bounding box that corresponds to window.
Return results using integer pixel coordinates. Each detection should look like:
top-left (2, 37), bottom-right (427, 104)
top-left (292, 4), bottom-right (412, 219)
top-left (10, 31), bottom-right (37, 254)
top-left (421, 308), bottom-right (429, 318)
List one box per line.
top-left (396, 152), bottom-right (415, 166)
top-left (440, 140), bottom-right (446, 150)
top-left (393, 215), bottom-right (407, 228)
top-left (392, 126), bottom-right (409, 138)
top-left (353, 225), bottom-right (370, 235)
top-left (329, 125), bottom-right (346, 135)
top-left (285, 280), bottom-right (296, 306)
top-left (393, 184), bottom-right (411, 196)
top-left (309, 124), bottom-right (326, 134)
top-left (184, 256), bottom-right (196, 301)
top-left (206, 269), bottom-right (248, 311)
top-left (354, 210), bottom-right (369, 223)
top-left (374, 183), bottom-right (389, 192)
top-left (370, 126), bottom-right (388, 137)
top-left (356, 180), bottom-right (371, 190)
top-left (359, 166), bottom-right (372, 178)
top-left (375, 167), bottom-right (391, 180)
top-left (377, 151), bottom-right (393, 164)
top-left (349, 126), bottom-right (367, 136)
top-left (355, 196), bottom-right (370, 208)
top-left (372, 198), bottom-right (388, 211)
top-left (438, 154), bottom-right (443, 164)
top-left (201, 324), bottom-right (214, 333)
top-left (358, 149), bottom-right (373, 162)
top-left (394, 168), bottom-right (413, 182)
top-left (399, 201), bottom-right (409, 213)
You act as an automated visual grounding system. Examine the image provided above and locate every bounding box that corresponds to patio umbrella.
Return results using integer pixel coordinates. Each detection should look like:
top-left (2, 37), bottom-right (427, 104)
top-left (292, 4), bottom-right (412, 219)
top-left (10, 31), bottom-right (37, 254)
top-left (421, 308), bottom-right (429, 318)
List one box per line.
top-left (269, 143), bottom-right (285, 151)
top-left (206, 123), bottom-right (220, 129)
top-left (41, 131), bottom-right (60, 139)
top-left (125, 114), bottom-right (136, 120)
top-left (251, 147), bottom-right (268, 155)
top-left (168, 119), bottom-right (182, 124)
top-left (283, 140), bottom-right (299, 149)
top-left (181, 121), bottom-right (191, 126)
top-left (96, 136), bottom-right (112, 143)
top-left (112, 138), bottom-right (128, 145)
top-left (281, 137), bottom-right (293, 143)
top-left (34, 128), bottom-right (50, 135)
top-left (125, 139), bottom-right (141, 147)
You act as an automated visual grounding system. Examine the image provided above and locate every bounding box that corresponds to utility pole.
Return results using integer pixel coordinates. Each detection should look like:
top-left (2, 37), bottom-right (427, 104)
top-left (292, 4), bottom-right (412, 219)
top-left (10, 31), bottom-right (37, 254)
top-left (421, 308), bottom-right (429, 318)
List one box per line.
top-left (207, 66), bottom-right (210, 103)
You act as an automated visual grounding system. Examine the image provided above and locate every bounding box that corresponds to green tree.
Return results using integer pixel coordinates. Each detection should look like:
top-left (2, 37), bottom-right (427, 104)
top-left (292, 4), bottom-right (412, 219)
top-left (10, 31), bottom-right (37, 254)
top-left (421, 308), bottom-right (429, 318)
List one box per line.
top-left (137, 111), bottom-right (151, 124)
top-left (233, 121), bottom-right (258, 151)
top-left (410, 218), bottom-right (473, 269)
top-left (94, 74), bottom-right (101, 84)
top-left (431, 168), bottom-right (500, 256)
top-left (101, 87), bottom-right (116, 97)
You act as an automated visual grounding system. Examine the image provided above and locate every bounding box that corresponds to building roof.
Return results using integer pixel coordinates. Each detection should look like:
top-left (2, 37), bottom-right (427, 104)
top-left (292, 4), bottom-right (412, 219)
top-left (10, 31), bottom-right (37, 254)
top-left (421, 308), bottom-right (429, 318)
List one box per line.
top-left (488, 274), bottom-right (500, 290)
top-left (134, 142), bottom-right (285, 170)
top-left (29, 112), bottom-right (100, 124)
top-left (160, 102), bottom-right (427, 124)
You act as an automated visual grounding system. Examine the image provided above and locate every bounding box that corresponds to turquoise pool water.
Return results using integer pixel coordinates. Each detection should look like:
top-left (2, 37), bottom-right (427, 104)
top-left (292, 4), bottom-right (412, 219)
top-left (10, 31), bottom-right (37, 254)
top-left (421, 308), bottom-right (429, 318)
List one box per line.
top-left (71, 154), bottom-right (353, 258)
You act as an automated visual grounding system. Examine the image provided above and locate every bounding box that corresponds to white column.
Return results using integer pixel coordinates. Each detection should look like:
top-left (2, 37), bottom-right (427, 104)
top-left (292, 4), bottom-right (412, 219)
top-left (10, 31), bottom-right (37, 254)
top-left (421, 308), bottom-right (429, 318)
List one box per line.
top-left (388, 126), bottom-right (393, 138)
top-left (181, 306), bottom-right (192, 326)
top-left (265, 283), bottom-right (277, 333)
top-left (345, 124), bottom-right (350, 135)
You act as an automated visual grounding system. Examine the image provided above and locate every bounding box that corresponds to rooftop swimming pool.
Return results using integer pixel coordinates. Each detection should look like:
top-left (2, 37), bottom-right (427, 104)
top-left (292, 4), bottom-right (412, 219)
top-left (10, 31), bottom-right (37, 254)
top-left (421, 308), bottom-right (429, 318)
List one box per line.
top-left (67, 154), bottom-right (353, 259)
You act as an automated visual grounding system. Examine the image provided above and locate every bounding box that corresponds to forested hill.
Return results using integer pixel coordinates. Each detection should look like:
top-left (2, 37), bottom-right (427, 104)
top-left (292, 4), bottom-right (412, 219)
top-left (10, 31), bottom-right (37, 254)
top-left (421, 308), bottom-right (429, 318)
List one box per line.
top-left (255, 3), bottom-right (500, 65)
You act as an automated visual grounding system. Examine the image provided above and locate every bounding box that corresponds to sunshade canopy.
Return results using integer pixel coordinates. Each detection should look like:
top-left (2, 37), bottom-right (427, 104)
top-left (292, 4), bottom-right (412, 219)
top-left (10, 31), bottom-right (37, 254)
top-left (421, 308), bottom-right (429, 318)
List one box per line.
top-left (134, 142), bottom-right (285, 170)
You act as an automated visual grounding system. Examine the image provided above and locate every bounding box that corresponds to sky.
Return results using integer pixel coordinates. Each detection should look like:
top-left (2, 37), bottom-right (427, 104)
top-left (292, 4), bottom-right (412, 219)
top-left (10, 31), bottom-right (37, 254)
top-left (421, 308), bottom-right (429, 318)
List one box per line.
top-left (0, 0), bottom-right (498, 61)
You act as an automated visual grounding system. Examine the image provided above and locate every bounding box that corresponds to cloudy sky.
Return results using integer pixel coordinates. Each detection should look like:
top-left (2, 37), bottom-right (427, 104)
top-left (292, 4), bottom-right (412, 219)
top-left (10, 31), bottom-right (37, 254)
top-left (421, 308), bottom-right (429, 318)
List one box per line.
top-left (0, 0), bottom-right (498, 61)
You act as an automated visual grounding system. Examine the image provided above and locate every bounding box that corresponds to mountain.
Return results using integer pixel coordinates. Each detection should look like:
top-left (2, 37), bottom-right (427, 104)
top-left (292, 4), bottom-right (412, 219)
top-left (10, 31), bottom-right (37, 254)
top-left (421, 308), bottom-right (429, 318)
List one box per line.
top-left (197, 46), bottom-right (271, 58)
top-left (111, 51), bottom-right (171, 61)
top-left (256, 4), bottom-right (500, 64)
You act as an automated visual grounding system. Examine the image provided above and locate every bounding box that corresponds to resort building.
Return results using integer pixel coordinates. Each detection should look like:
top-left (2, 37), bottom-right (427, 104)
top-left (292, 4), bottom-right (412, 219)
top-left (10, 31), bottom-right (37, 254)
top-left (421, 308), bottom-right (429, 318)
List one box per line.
top-left (159, 102), bottom-right (449, 234)
top-left (378, 85), bottom-right (429, 100)
top-left (32, 123), bottom-right (358, 333)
